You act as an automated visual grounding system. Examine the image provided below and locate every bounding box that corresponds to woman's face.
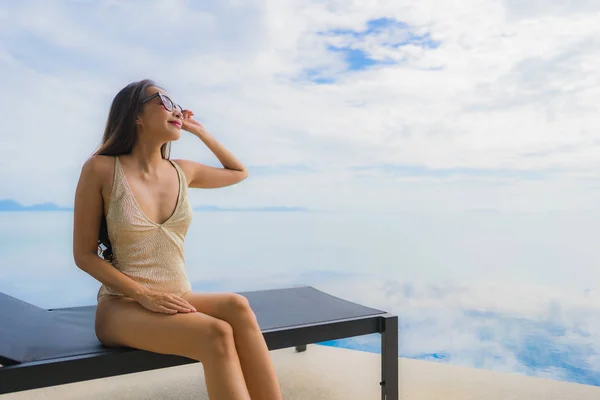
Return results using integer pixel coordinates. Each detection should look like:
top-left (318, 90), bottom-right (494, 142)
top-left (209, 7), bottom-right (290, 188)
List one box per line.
top-left (137, 87), bottom-right (183, 143)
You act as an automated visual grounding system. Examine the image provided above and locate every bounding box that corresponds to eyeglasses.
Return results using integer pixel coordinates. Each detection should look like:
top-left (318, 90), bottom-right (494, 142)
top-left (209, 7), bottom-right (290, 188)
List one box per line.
top-left (141, 92), bottom-right (183, 114)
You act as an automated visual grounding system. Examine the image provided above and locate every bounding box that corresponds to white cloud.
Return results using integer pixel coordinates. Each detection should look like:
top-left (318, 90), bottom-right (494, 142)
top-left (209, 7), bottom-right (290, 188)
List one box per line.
top-left (2, 0), bottom-right (600, 211)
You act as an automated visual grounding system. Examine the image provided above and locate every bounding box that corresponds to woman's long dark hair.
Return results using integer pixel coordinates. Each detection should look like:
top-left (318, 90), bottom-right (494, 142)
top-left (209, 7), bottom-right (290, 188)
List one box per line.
top-left (93, 79), bottom-right (171, 262)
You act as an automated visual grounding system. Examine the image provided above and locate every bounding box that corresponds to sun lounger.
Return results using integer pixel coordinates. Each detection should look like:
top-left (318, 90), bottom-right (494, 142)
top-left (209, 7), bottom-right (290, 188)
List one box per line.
top-left (0, 285), bottom-right (398, 399)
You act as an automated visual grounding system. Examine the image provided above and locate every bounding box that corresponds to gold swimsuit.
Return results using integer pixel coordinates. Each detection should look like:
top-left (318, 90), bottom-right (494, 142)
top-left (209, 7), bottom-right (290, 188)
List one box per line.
top-left (97, 156), bottom-right (193, 301)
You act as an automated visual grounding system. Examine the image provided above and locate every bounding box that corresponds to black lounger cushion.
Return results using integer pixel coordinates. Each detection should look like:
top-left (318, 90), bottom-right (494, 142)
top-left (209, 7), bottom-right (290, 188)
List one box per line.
top-left (0, 286), bottom-right (385, 365)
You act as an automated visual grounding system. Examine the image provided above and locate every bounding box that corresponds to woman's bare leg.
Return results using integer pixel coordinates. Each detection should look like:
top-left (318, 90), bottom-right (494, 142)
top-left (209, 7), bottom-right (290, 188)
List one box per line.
top-left (95, 296), bottom-right (251, 400)
top-left (183, 292), bottom-right (283, 400)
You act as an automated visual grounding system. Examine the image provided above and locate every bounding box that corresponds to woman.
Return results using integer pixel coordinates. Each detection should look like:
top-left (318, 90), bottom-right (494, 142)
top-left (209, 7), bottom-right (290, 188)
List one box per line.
top-left (72, 79), bottom-right (282, 400)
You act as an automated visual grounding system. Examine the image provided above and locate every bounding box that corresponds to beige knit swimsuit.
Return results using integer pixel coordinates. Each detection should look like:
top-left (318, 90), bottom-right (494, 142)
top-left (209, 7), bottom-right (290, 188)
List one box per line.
top-left (97, 156), bottom-right (193, 302)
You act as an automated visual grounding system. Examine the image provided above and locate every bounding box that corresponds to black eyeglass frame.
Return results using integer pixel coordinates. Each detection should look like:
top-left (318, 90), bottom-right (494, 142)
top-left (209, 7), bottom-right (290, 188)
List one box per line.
top-left (141, 92), bottom-right (183, 114)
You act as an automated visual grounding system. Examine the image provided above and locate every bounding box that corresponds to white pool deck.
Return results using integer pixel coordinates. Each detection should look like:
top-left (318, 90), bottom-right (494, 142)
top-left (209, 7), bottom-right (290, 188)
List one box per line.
top-left (2, 344), bottom-right (600, 400)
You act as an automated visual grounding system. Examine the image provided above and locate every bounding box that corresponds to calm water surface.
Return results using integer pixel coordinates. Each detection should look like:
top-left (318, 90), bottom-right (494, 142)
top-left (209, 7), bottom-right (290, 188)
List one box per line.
top-left (2, 211), bottom-right (600, 386)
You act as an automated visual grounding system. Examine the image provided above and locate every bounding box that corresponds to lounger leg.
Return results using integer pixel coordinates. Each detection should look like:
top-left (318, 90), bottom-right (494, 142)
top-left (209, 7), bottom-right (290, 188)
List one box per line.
top-left (380, 315), bottom-right (399, 400)
top-left (295, 345), bottom-right (307, 352)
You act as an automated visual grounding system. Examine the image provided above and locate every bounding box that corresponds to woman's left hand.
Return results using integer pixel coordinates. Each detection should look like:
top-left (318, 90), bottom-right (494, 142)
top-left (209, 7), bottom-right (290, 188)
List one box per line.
top-left (181, 109), bottom-right (206, 134)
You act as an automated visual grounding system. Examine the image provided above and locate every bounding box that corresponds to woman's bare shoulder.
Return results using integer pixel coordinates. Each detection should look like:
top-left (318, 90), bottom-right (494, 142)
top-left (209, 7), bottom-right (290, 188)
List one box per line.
top-left (80, 155), bottom-right (115, 184)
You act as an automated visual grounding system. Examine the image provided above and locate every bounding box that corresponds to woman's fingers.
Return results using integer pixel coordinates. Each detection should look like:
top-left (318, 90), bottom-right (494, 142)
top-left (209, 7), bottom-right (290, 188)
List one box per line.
top-left (149, 294), bottom-right (196, 314)
top-left (156, 305), bottom-right (178, 314)
top-left (181, 298), bottom-right (197, 312)
top-left (166, 301), bottom-right (192, 313)
top-left (163, 297), bottom-right (195, 313)
top-left (170, 296), bottom-right (197, 312)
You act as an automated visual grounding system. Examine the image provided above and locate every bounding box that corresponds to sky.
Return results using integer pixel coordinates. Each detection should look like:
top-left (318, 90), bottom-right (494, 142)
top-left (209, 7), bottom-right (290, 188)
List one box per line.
top-left (2, 0), bottom-right (600, 212)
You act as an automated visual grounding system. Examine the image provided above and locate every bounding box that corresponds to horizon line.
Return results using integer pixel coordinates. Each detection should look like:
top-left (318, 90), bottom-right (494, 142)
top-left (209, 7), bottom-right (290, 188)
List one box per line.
top-left (0, 199), bottom-right (316, 213)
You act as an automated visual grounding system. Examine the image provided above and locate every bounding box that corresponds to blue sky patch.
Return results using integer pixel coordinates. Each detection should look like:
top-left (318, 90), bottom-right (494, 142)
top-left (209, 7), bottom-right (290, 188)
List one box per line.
top-left (305, 17), bottom-right (441, 82)
top-left (325, 45), bottom-right (394, 72)
top-left (302, 69), bottom-right (337, 85)
top-left (328, 18), bottom-right (439, 50)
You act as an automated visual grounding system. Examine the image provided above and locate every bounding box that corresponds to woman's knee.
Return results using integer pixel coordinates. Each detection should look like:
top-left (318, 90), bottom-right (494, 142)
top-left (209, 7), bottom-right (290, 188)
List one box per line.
top-left (202, 318), bottom-right (236, 358)
top-left (225, 294), bottom-right (257, 323)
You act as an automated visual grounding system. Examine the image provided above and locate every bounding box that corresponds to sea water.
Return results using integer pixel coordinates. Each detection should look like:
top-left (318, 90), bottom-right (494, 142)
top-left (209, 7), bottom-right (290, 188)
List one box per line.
top-left (1, 210), bottom-right (600, 386)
